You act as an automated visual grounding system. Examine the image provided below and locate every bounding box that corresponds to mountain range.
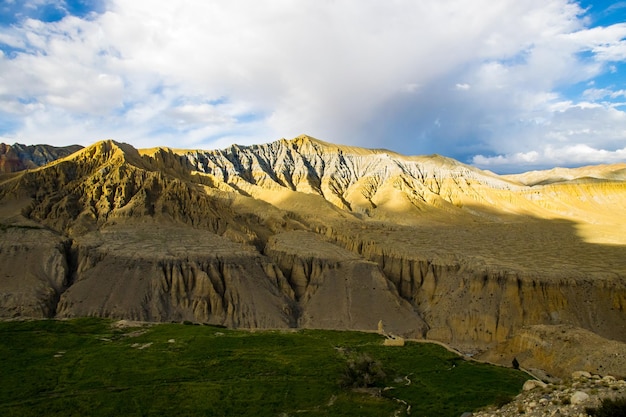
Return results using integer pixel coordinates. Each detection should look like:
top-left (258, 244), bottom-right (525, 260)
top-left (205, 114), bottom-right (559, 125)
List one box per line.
top-left (1, 135), bottom-right (625, 379)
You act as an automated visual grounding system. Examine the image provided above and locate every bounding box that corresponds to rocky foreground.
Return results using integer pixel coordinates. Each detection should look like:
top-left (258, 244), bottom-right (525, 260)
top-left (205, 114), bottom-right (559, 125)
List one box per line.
top-left (472, 372), bottom-right (626, 417)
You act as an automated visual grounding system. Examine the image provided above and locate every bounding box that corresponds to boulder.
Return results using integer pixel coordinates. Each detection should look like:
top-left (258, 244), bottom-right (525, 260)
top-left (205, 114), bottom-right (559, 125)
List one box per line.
top-left (569, 391), bottom-right (589, 405)
top-left (571, 371), bottom-right (592, 380)
top-left (522, 380), bottom-right (547, 391)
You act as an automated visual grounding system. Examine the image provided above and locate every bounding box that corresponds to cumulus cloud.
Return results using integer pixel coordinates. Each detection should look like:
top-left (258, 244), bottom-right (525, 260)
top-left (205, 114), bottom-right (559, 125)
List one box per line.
top-left (0, 0), bottom-right (625, 171)
top-left (473, 145), bottom-right (626, 170)
top-left (473, 103), bottom-right (626, 171)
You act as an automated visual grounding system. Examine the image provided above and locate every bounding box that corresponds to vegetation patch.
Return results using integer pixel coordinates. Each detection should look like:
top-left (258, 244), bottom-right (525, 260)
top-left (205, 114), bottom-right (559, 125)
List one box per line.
top-left (586, 397), bottom-right (626, 417)
top-left (0, 318), bottom-right (527, 416)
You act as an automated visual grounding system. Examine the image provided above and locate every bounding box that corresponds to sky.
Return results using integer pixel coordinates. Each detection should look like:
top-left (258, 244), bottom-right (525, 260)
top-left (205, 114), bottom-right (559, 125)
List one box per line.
top-left (0, 1), bottom-right (625, 173)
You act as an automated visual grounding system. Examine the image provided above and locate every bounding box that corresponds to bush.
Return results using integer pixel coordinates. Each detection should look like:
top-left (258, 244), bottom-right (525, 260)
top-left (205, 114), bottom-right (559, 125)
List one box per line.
top-left (586, 397), bottom-right (626, 417)
top-left (340, 353), bottom-right (386, 388)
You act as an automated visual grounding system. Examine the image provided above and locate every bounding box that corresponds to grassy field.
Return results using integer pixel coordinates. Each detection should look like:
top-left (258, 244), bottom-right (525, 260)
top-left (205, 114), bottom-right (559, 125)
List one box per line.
top-left (0, 318), bottom-right (527, 416)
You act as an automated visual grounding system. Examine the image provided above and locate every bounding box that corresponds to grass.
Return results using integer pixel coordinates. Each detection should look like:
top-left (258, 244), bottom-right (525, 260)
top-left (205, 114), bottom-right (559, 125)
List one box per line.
top-left (0, 318), bottom-right (527, 416)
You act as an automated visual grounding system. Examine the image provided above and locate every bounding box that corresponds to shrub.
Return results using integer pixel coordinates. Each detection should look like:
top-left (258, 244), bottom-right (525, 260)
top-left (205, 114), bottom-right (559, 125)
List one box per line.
top-left (340, 353), bottom-right (386, 388)
top-left (586, 397), bottom-right (626, 417)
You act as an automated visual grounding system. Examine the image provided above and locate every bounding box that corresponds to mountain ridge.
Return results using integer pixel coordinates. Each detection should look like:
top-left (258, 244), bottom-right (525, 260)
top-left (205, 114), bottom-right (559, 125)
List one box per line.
top-left (0, 142), bottom-right (83, 174)
top-left (4, 135), bottom-right (625, 187)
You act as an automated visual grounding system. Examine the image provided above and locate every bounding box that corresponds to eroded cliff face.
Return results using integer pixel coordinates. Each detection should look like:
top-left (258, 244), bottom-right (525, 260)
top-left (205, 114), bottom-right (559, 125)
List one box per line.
top-left (56, 225), bottom-right (297, 328)
top-left (265, 231), bottom-right (428, 337)
top-left (313, 222), bottom-right (626, 347)
top-left (0, 228), bottom-right (70, 317)
top-left (0, 136), bottom-right (625, 377)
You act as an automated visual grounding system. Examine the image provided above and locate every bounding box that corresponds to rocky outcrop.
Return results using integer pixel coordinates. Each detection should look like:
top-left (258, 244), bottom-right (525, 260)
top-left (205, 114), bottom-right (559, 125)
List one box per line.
top-left (0, 143), bottom-right (82, 173)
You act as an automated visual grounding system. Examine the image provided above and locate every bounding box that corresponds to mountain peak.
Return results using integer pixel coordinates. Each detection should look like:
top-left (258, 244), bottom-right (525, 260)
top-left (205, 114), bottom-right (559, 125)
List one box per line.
top-left (290, 134), bottom-right (333, 147)
top-left (59, 139), bottom-right (144, 169)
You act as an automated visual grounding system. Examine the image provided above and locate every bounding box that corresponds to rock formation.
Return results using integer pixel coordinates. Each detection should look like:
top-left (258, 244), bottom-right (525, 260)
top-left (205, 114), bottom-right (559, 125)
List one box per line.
top-left (0, 135), bottom-right (625, 376)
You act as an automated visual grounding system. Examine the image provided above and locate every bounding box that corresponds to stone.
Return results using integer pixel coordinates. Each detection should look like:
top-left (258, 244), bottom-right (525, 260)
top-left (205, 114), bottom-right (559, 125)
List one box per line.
top-left (523, 379), bottom-right (547, 391)
top-left (569, 391), bottom-right (589, 405)
top-left (602, 375), bottom-right (616, 383)
top-left (571, 371), bottom-right (592, 380)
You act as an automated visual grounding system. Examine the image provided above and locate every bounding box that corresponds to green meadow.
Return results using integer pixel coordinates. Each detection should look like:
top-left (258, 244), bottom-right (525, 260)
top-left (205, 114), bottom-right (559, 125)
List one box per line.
top-left (0, 318), bottom-right (527, 416)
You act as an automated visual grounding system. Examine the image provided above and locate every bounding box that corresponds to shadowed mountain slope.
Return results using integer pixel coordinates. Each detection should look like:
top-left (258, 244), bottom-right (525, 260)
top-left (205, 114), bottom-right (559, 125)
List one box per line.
top-left (0, 143), bottom-right (83, 174)
top-left (1, 135), bottom-right (625, 378)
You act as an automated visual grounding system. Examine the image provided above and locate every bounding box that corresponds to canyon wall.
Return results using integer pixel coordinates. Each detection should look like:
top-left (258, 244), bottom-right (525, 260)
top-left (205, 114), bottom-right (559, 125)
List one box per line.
top-left (265, 231), bottom-right (428, 337)
top-left (55, 226), bottom-right (297, 328)
top-left (313, 223), bottom-right (626, 347)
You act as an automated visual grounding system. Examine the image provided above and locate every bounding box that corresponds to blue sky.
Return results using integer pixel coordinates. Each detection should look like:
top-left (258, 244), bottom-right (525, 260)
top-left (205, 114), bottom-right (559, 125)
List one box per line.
top-left (0, 0), bottom-right (625, 173)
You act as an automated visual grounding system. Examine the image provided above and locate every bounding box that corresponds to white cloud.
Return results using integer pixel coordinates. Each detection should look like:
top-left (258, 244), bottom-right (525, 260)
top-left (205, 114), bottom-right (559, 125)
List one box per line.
top-left (561, 24), bottom-right (626, 62)
top-left (473, 145), bottom-right (626, 169)
top-left (583, 88), bottom-right (626, 101)
top-left (473, 103), bottom-right (626, 171)
top-left (0, 0), bottom-right (625, 172)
